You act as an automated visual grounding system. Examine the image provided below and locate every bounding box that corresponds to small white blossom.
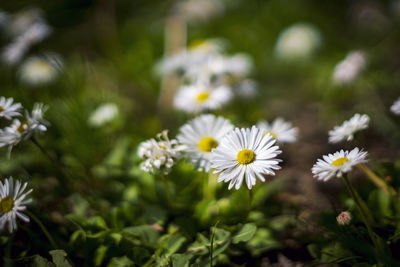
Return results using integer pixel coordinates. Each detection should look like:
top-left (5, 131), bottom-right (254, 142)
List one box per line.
top-left (19, 53), bottom-right (63, 86)
top-left (312, 147), bottom-right (368, 181)
top-left (390, 98), bottom-right (400, 115)
top-left (88, 103), bottom-right (119, 127)
top-left (138, 131), bottom-right (183, 174)
top-left (0, 97), bottom-right (22, 120)
top-left (257, 118), bottom-right (299, 144)
top-left (328, 114), bottom-right (369, 143)
top-left (332, 51), bottom-right (366, 85)
top-left (0, 177), bottom-right (32, 233)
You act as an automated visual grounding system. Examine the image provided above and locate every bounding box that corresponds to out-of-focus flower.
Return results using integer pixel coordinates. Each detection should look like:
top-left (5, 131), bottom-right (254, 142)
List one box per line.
top-left (332, 51), bottom-right (366, 85)
top-left (390, 98), bottom-right (400, 115)
top-left (88, 103), bottom-right (119, 127)
top-left (275, 23), bottom-right (322, 61)
top-left (0, 97), bottom-right (22, 120)
top-left (26, 103), bottom-right (49, 133)
top-left (18, 53), bottom-right (62, 86)
top-left (257, 118), bottom-right (299, 144)
top-left (177, 114), bottom-right (234, 172)
top-left (177, 0), bottom-right (224, 23)
top-left (336, 211), bottom-right (352, 226)
top-left (138, 131), bottom-right (183, 174)
top-left (0, 177), bottom-right (32, 233)
top-left (2, 40), bottom-right (29, 64)
top-left (235, 79), bottom-right (258, 98)
top-left (328, 114), bottom-right (369, 143)
top-left (311, 147), bottom-right (368, 181)
top-left (173, 80), bottom-right (233, 113)
top-left (6, 8), bottom-right (44, 36)
top-left (211, 126), bottom-right (282, 190)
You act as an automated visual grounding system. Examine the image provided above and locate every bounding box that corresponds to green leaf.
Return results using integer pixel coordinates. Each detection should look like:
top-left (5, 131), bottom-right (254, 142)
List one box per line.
top-left (171, 253), bottom-right (191, 267)
top-left (123, 225), bottom-right (160, 247)
top-left (94, 245), bottom-right (108, 267)
top-left (107, 256), bottom-right (134, 267)
top-left (49, 250), bottom-right (72, 267)
top-left (232, 223), bottom-right (257, 244)
top-left (31, 255), bottom-right (54, 267)
top-left (247, 229), bottom-right (281, 256)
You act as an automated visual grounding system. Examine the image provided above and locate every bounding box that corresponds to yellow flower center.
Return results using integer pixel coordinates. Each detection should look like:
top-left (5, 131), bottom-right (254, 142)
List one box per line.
top-left (0, 196), bottom-right (14, 213)
top-left (332, 157), bottom-right (349, 167)
top-left (196, 92), bottom-right (210, 103)
top-left (0, 106), bottom-right (3, 112)
top-left (159, 145), bottom-right (167, 150)
top-left (198, 136), bottom-right (218, 152)
top-left (263, 130), bottom-right (277, 139)
top-left (17, 122), bottom-right (28, 134)
top-left (237, 149), bottom-right (255, 165)
top-left (189, 39), bottom-right (208, 49)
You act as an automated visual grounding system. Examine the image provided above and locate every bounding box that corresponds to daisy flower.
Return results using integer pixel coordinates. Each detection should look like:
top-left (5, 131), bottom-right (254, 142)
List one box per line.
top-left (26, 103), bottom-right (49, 133)
top-left (173, 81), bottom-right (233, 113)
top-left (390, 98), bottom-right (400, 115)
top-left (18, 53), bottom-right (63, 86)
top-left (0, 97), bottom-right (22, 120)
top-left (211, 126), bottom-right (282, 190)
top-left (0, 177), bottom-right (32, 233)
top-left (88, 103), bottom-right (119, 127)
top-left (177, 114), bottom-right (234, 172)
top-left (138, 130), bottom-right (183, 174)
top-left (257, 118), bottom-right (299, 144)
top-left (328, 113), bottom-right (369, 143)
top-left (332, 51), bottom-right (366, 85)
top-left (311, 147), bottom-right (368, 181)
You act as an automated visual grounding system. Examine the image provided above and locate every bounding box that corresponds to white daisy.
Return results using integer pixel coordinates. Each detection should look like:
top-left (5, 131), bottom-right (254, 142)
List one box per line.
top-left (275, 23), bottom-right (322, 61)
top-left (332, 51), bottom-right (366, 85)
top-left (211, 126), bottom-right (282, 190)
top-left (174, 81), bottom-right (233, 113)
top-left (0, 97), bottom-right (22, 120)
top-left (19, 53), bottom-right (63, 86)
top-left (88, 103), bottom-right (119, 127)
top-left (138, 130), bottom-right (183, 174)
top-left (0, 177), bottom-right (32, 233)
top-left (328, 113), bottom-right (369, 143)
top-left (390, 98), bottom-right (400, 115)
top-left (257, 118), bottom-right (299, 144)
top-left (26, 103), bottom-right (49, 133)
top-left (177, 114), bottom-right (234, 172)
top-left (311, 147), bottom-right (368, 181)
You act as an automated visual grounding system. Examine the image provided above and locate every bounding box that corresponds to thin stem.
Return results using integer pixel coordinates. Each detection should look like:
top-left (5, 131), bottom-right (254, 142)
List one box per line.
top-left (358, 163), bottom-right (397, 197)
top-left (342, 175), bottom-right (383, 259)
top-left (26, 210), bottom-right (58, 249)
top-left (160, 174), bottom-right (173, 208)
top-left (210, 221), bottom-right (219, 267)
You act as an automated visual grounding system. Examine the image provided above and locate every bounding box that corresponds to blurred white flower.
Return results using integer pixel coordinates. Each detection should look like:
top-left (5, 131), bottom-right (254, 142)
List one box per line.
top-left (178, 0), bottom-right (224, 23)
top-left (18, 53), bottom-right (63, 85)
top-left (332, 51), bottom-right (366, 85)
top-left (174, 80), bottom-right (233, 113)
top-left (312, 147), bottom-right (368, 181)
top-left (2, 40), bottom-right (29, 64)
top-left (6, 8), bottom-right (44, 36)
top-left (138, 131), bottom-right (183, 174)
top-left (26, 103), bottom-right (49, 133)
top-left (88, 103), bottom-right (119, 127)
top-left (275, 23), bottom-right (322, 61)
top-left (0, 97), bottom-right (22, 120)
top-left (177, 114), bottom-right (234, 172)
top-left (235, 79), bottom-right (258, 98)
top-left (211, 126), bottom-right (282, 190)
top-left (0, 177), bottom-right (32, 233)
top-left (257, 118), bottom-right (299, 144)
top-left (336, 211), bottom-right (352, 226)
top-left (18, 22), bottom-right (52, 45)
top-left (390, 98), bottom-right (400, 115)
top-left (328, 113), bottom-right (369, 143)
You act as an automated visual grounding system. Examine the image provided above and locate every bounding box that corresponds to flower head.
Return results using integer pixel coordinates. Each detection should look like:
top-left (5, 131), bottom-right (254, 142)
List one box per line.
top-left (138, 131), bottom-right (183, 174)
top-left (177, 114), bottom-right (234, 172)
top-left (390, 98), bottom-right (400, 115)
top-left (336, 211), bottom-right (352, 226)
top-left (312, 147), bottom-right (368, 181)
top-left (0, 177), bottom-right (32, 233)
top-left (173, 80), bottom-right (232, 113)
top-left (332, 51), bottom-right (366, 85)
top-left (257, 118), bottom-right (299, 144)
top-left (88, 103), bottom-right (119, 127)
top-left (211, 126), bottom-right (282, 190)
top-left (19, 53), bottom-right (62, 86)
top-left (0, 97), bottom-right (22, 120)
top-left (328, 114), bottom-right (369, 143)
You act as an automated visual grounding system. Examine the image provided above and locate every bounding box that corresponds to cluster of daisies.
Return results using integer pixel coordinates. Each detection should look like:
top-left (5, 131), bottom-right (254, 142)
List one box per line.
top-left (0, 8), bottom-right (63, 86)
top-left (0, 96), bottom-right (49, 153)
top-left (157, 39), bottom-right (256, 113)
top-left (138, 114), bottom-right (298, 190)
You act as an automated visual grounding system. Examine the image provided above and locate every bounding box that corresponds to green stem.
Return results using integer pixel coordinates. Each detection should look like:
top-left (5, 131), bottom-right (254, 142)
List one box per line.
top-left (210, 221), bottom-right (219, 267)
top-left (160, 174), bottom-right (173, 208)
top-left (26, 210), bottom-right (58, 249)
top-left (342, 175), bottom-right (384, 260)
